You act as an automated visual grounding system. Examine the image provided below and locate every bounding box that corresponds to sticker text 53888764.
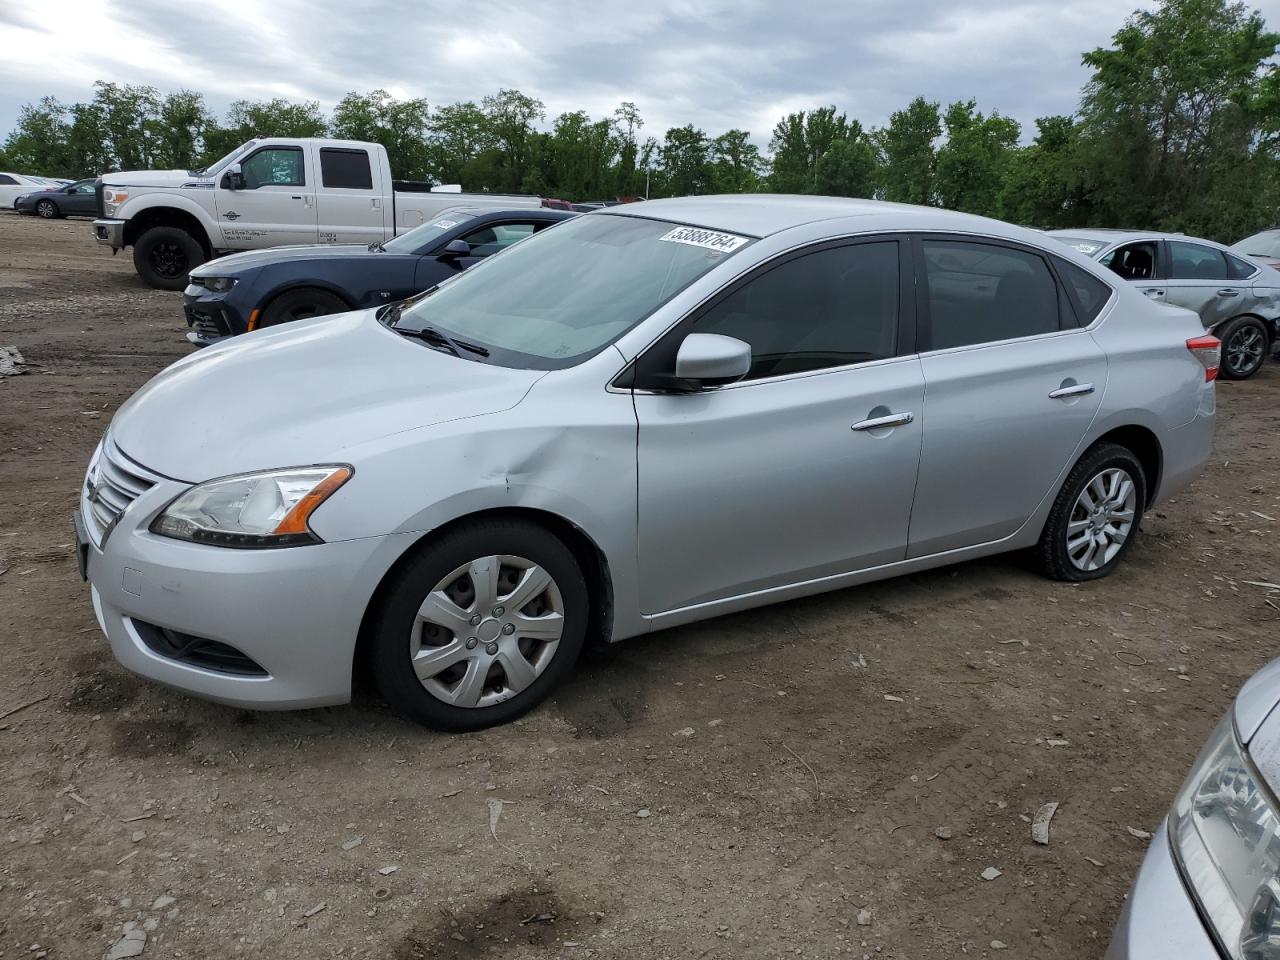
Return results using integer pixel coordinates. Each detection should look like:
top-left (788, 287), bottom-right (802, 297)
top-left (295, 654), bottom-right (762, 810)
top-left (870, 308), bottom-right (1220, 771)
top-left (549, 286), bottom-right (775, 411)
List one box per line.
top-left (658, 226), bottom-right (749, 253)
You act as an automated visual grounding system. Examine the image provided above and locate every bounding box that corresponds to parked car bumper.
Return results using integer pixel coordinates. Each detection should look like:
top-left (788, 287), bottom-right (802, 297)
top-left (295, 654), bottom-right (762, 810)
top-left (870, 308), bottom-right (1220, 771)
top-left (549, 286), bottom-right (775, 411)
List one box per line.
top-left (1104, 822), bottom-right (1218, 959)
top-left (93, 218), bottom-right (125, 250)
top-left (14, 195), bottom-right (37, 215)
top-left (182, 283), bottom-right (250, 347)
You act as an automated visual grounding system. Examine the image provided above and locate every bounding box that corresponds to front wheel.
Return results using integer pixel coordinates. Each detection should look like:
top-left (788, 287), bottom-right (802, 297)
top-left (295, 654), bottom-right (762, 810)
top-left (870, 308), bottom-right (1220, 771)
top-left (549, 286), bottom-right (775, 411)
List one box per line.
top-left (259, 288), bottom-right (350, 329)
top-left (1036, 442), bottom-right (1146, 582)
top-left (132, 226), bottom-right (206, 291)
top-left (1218, 316), bottom-right (1269, 380)
top-left (36, 199), bottom-right (58, 219)
top-left (369, 518), bottom-right (589, 731)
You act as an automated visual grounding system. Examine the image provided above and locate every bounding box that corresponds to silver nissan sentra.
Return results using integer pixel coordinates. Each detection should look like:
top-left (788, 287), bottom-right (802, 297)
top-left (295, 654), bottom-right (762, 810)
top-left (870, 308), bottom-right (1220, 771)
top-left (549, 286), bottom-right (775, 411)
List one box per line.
top-left (76, 196), bottom-right (1218, 731)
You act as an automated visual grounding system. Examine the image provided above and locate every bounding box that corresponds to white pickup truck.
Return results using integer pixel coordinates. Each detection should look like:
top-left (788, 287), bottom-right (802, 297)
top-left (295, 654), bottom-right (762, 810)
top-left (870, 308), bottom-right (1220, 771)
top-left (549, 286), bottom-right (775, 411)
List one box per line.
top-left (92, 138), bottom-right (540, 289)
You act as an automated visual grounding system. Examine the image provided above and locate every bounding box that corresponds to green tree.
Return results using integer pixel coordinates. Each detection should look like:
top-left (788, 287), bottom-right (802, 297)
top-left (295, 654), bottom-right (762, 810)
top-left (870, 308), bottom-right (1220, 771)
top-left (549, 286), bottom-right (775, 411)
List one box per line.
top-left (709, 129), bottom-right (765, 193)
top-left (202, 98), bottom-right (328, 161)
top-left (768, 106), bottom-right (867, 193)
top-left (331, 90), bottom-right (432, 179)
top-left (655, 124), bottom-right (711, 196)
top-left (997, 115), bottom-right (1091, 227)
top-left (813, 128), bottom-right (877, 197)
top-left (0, 96), bottom-right (74, 175)
top-left (152, 91), bottom-right (215, 170)
top-left (876, 97), bottom-right (941, 205)
top-left (934, 100), bottom-right (1020, 215)
top-left (480, 89), bottom-right (545, 193)
top-left (426, 101), bottom-right (495, 186)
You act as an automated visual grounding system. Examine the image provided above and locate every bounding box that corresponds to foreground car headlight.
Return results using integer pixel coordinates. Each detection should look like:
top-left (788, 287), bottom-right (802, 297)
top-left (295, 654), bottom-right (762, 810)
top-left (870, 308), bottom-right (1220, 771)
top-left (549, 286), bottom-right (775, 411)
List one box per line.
top-left (1171, 713), bottom-right (1280, 958)
top-left (102, 188), bottom-right (128, 216)
top-left (151, 465), bottom-right (352, 548)
top-left (200, 276), bottom-right (238, 293)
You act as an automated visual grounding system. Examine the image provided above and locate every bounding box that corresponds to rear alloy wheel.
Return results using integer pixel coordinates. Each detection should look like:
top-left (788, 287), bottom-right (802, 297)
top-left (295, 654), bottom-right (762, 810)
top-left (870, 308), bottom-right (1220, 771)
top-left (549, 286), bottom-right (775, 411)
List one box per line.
top-left (1219, 317), bottom-right (1269, 380)
top-left (370, 519), bottom-right (588, 731)
top-left (259, 288), bottom-right (350, 328)
top-left (1037, 442), bottom-right (1146, 582)
top-left (35, 199), bottom-right (58, 219)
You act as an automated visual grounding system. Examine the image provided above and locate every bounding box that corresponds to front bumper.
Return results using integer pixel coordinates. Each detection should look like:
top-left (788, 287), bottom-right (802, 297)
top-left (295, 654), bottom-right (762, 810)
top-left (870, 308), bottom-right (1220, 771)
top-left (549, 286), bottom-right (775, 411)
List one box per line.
top-left (93, 218), bottom-right (126, 250)
top-left (182, 283), bottom-right (249, 346)
top-left (79, 453), bottom-right (417, 710)
top-left (1104, 822), bottom-right (1218, 959)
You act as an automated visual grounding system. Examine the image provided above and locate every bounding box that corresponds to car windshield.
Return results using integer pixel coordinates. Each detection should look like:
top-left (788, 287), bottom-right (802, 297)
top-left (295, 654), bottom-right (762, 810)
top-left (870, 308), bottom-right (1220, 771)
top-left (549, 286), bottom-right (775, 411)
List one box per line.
top-left (197, 141), bottom-right (257, 178)
top-left (382, 210), bottom-right (481, 254)
top-left (1052, 236), bottom-right (1106, 256)
top-left (1232, 231), bottom-right (1280, 258)
top-left (394, 214), bottom-right (752, 368)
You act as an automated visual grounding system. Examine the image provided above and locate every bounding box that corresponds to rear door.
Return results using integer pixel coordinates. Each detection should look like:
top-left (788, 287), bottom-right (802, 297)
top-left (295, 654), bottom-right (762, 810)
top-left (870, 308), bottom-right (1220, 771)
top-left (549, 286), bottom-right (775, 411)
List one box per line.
top-left (313, 145), bottom-right (385, 245)
top-left (213, 143), bottom-right (317, 248)
top-left (632, 237), bottom-right (924, 614)
top-left (907, 236), bottom-right (1108, 558)
top-left (1164, 239), bottom-right (1237, 329)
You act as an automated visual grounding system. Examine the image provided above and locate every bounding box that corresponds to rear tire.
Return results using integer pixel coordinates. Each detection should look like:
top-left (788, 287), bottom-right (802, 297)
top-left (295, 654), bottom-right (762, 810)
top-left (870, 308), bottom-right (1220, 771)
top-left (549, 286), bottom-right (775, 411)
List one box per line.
top-left (36, 199), bottom-right (58, 219)
top-left (1036, 442), bottom-right (1146, 582)
top-left (259, 288), bottom-right (350, 328)
top-left (1218, 316), bottom-right (1269, 380)
top-left (133, 226), bottom-right (206, 291)
top-left (369, 518), bottom-right (589, 731)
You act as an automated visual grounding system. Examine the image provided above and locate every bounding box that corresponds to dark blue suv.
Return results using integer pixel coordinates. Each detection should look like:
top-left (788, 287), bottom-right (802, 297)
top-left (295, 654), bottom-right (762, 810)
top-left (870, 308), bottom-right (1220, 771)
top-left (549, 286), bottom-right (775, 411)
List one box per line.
top-left (181, 208), bottom-right (575, 346)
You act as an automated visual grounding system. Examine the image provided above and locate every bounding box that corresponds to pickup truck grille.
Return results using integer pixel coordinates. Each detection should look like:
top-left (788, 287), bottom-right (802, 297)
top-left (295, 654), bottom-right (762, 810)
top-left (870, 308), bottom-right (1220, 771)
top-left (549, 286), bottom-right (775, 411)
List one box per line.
top-left (82, 436), bottom-right (157, 546)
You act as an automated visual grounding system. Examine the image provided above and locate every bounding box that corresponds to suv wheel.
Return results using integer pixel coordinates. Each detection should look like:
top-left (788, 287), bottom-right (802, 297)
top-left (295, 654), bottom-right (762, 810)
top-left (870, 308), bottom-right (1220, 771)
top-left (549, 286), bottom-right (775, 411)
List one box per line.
top-left (369, 518), bottom-right (589, 731)
top-left (1037, 442), bottom-right (1146, 582)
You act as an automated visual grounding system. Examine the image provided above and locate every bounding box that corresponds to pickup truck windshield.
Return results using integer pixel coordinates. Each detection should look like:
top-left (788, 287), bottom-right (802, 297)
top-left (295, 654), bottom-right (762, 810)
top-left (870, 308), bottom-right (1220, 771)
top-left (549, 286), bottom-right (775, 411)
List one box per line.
top-left (394, 214), bottom-right (752, 369)
top-left (382, 210), bottom-right (481, 254)
top-left (197, 141), bottom-right (258, 178)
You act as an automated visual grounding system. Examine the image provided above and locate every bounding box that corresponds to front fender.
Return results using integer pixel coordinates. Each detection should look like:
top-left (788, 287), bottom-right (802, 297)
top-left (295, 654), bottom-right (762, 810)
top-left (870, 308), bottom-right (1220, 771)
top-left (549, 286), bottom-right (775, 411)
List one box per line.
top-left (117, 192), bottom-right (222, 247)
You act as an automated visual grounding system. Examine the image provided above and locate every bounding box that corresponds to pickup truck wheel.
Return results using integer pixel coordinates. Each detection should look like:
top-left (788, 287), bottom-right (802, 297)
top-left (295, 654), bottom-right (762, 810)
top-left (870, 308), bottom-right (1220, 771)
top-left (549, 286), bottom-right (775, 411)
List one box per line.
top-left (260, 288), bottom-right (350, 328)
top-left (36, 199), bottom-right (59, 219)
top-left (133, 226), bottom-right (206, 291)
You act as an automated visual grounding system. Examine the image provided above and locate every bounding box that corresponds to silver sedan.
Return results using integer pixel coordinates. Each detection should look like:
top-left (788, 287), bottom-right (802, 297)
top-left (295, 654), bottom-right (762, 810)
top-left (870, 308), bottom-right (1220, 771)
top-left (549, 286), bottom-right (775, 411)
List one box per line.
top-left (78, 197), bottom-right (1217, 730)
top-left (1106, 657), bottom-right (1280, 959)
top-left (1050, 229), bottom-right (1280, 380)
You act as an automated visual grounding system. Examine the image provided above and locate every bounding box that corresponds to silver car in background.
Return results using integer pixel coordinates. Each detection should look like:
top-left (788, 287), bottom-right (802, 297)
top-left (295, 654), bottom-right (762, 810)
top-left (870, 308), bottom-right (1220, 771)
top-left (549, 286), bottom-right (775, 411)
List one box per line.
top-left (1107, 658), bottom-right (1280, 960)
top-left (77, 197), bottom-right (1217, 731)
top-left (1049, 228), bottom-right (1280, 380)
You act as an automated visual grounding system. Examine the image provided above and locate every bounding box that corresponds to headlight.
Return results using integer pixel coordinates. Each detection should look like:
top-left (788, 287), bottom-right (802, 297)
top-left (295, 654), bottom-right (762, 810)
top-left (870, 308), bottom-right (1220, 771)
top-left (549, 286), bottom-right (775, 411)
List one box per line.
top-left (200, 276), bottom-right (238, 293)
top-left (102, 188), bottom-right (128, 216)
top-left (150, 465), bottom-right (352, 548)
top-left (1171, 712), bottom-right (1280, 959)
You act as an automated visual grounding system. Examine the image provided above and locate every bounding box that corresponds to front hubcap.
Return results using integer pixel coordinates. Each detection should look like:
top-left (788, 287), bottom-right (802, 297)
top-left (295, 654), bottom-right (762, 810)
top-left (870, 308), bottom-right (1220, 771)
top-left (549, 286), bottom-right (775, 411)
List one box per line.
top-left (410, 555), bottom-right (564, 708)
top-left (1067, 467), bottom-right (1136, 571)
top-left (1227, 327), bottom-right (1265, 374)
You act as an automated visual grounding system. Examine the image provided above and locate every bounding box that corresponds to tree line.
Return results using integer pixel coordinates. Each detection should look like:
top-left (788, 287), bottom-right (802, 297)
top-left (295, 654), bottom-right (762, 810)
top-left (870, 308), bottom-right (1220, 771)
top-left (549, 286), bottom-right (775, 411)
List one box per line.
top-left (2, 0), bottom-right (1276, 242)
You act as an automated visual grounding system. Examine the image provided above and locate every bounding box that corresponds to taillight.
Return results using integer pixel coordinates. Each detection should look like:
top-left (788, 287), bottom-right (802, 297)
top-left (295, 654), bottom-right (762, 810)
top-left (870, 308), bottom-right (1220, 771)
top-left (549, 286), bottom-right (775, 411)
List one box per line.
top-left (1187, 335), bottom-right (1221, 382)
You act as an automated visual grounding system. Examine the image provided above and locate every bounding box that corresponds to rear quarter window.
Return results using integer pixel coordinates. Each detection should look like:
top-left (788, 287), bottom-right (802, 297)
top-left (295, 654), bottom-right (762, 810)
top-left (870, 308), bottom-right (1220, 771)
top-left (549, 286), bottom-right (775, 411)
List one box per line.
top-left (1054, 259), bottom-right (1114, 324)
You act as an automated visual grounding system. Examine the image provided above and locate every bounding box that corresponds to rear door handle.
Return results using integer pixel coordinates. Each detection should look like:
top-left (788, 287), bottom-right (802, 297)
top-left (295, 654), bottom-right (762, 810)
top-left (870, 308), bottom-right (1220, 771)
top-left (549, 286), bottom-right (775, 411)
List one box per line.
top-left (1142, 288), bottom-right (1165, 299)
top-left (1049, 383), bottom-right (1095, 399)
top-left (851, 412), bottom-right (914, 431)
top-left (1218, 289), bottom-right (1239, 298)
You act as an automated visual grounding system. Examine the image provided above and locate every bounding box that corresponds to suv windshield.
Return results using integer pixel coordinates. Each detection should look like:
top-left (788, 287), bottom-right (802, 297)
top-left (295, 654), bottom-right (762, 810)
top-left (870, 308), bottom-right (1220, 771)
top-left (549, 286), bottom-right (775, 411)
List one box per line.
top-left (197, 141), bottom-right (258, 178)
top-left (394, 214), bottom-right (753, 368)
top-left (382, 209), bottom-right (481, 254)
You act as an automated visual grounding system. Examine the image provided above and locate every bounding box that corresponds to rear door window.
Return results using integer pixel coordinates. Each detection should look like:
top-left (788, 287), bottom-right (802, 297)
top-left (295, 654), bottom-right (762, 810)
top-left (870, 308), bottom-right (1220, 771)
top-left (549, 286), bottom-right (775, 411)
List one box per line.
top-left (1168, 241), bottom-right (1228, 281)
top-left (319, 148), bottom-right (373, 190)
top-left (919, 240), bottom-right (1062, 350)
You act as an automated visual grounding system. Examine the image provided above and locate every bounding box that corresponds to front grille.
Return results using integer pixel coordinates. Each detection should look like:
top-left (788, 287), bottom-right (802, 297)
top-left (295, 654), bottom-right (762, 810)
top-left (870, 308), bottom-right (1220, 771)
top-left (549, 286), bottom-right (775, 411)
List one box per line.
top-left (83, 437), bottom-right (157, 546)
top-left (133, 620), bottom-right (268, 677)
top-left (191, 309), bottom-right (229, 341)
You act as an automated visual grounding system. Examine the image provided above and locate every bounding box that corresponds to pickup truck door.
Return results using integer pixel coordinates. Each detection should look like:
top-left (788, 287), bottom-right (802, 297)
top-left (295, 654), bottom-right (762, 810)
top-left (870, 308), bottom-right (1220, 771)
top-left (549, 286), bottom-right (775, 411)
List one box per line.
top-left (312, 145), bottom-right (386, 245)
top-left (213, 143), bottom-right (317, 248)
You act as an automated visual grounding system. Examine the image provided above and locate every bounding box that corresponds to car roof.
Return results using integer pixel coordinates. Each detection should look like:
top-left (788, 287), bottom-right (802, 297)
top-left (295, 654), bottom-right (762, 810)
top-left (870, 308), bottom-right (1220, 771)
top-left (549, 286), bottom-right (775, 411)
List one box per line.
top-left (602, 194), bottom-right (1026, 239)
top-left (464, 208), bottom-right (575, 224)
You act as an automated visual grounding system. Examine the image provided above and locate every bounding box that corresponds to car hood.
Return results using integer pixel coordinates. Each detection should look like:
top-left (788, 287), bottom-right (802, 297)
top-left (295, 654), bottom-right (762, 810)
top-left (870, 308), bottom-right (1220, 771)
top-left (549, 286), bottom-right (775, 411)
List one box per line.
top-left (109, 309), bottom-right (543, 481)
top-left (101, 169), bottom-right (209, 188)
top-left (191, 243), bottom-right (392, 275)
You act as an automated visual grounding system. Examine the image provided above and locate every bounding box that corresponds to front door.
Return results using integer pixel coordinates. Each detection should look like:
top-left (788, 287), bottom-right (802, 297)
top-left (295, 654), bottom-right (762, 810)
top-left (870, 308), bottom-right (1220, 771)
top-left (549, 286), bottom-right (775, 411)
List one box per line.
top-left (213, 144), bottom-right (317, 249)
top-left (633, 237), bottom-right (924, 615)
top-left (1100, 240), bottom-right (1165, 304)
top-left (907, 237), bottom-right (1108, 557)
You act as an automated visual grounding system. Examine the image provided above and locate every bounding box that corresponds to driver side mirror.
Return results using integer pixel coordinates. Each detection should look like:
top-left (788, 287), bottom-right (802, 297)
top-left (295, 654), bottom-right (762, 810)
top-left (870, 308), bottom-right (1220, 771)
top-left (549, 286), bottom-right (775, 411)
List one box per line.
top-left (673, 334), bottom-right (751, 388)
top-left (437, 238), bottom-right (472, 260)
top-left (222, 163), bottom-right (245, 191)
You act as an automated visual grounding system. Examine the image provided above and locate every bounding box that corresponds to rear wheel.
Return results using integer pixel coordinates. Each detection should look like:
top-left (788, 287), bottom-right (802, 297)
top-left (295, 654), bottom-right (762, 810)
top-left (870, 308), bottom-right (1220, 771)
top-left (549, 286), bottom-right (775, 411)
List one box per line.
top-left (259, 288), bottom-right (350, 328)
top-left (35, 199), bottom-right (58, 219)
top-left (133, 226), bottom-right (206, 291)
top-left (369, 518), bottom-right (589, 731)
top-left (1218, 316), bottom-right (1269, 380)
top-left (1037, 442), bottom-right (1146, 582)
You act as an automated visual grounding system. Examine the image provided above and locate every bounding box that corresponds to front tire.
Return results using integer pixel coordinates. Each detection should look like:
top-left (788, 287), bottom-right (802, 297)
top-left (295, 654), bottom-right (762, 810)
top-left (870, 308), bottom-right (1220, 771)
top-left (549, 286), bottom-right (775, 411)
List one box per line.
top-left (1036, 442), bottom-right (1146, 582)
top-left (35, 199), bottom-right (58, 219)
top-left (132, 226), bottom-right (206, 291)
top-left (1218, 316), bottom-right (1269, 380)
top-left (259, 288), bottom-right (350, 328)
top-left (369, 518), bottom-right (589, 731)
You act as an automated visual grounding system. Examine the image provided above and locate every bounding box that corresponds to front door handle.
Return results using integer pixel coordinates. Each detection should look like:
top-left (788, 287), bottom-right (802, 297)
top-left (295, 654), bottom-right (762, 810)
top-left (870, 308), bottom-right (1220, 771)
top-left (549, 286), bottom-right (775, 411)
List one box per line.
top-left (1218, 289), bottom-right (1240, 298)
top-left (1049, 382), bottom-right (1095, 399)
top-left (851, 412), bottom-right (914, 431)
top-left (1142, 288), bottom-right (1165, 299)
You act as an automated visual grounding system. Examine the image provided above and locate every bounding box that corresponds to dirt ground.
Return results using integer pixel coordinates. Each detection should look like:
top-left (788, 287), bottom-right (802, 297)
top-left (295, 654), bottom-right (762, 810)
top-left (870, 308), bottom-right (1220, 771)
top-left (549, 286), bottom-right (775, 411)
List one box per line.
top-left (0, 210), bottom-right (1278, 960)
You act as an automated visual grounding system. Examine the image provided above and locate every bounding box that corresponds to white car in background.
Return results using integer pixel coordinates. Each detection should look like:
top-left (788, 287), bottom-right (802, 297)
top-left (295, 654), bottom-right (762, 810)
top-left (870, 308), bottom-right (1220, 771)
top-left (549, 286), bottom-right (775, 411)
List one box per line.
top-left (0, 172), bottom-right (56, 209)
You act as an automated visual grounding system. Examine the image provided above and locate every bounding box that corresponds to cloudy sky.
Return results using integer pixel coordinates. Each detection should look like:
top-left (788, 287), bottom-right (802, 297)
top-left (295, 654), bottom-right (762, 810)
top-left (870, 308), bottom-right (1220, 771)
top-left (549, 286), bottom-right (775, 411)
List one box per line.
top-left (2, 0), bottom-right (1279, 147)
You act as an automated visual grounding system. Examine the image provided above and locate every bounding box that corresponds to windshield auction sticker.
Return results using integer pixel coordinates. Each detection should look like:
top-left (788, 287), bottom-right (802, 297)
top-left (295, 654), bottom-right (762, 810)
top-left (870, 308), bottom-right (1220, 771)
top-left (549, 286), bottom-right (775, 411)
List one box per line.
top-left (658, 226), bottom-right (749, 253)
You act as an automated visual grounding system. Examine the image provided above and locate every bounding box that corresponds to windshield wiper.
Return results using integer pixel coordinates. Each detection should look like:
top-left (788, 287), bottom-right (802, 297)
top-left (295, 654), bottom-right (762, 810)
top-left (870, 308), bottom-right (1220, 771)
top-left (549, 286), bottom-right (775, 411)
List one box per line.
top-left (393, 322), bottom-right (489, 358)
